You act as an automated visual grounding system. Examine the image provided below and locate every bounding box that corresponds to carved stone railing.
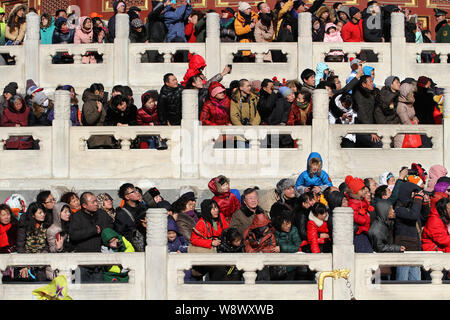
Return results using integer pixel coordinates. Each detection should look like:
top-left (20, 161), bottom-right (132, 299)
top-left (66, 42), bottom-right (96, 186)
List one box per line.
top-left (5, 12), bottom-right (449, 95)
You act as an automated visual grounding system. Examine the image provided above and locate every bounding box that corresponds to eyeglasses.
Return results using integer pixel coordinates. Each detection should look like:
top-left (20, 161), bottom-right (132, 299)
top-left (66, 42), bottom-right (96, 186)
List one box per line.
top-left (125, 189), bottom-right (138, 196)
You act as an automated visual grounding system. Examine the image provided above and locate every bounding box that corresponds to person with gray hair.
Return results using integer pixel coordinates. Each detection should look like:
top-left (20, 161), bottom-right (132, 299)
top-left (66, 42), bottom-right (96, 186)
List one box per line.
top-left (269, 178), bottom-right (298, 223)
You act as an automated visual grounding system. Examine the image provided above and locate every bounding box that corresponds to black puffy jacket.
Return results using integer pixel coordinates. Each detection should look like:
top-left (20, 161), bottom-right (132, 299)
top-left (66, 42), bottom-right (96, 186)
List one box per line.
top-left (157, 84), bottom-right (183, 125)
top-left (368, 199), bottom-right (402, 252)
top-left (257, 89), bottom-right (278, 124)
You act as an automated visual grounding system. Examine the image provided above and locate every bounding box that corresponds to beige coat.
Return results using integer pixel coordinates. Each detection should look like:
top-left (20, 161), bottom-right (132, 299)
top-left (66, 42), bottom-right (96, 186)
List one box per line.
top-left (254, 20), bottom-right (274, 62)
top-left (230, 90), bottom-right (261, 126)
top-left (394, 83), bottom-right (417, 148)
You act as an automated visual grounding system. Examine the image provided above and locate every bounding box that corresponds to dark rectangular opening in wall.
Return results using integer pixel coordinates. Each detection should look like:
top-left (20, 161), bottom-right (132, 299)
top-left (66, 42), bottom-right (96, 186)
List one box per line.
top-left (3, 136), bottom-right (39, 150)
top-left (260, 134), bottom-right (297, 148)
top-left (72, 265), bottom-right (130, 284)
top-left (131, 135), bottom-right (167, 150)
top-left (85, 135), bottom-right (119, 149)
top-left (2, 265), bottom-right (53, 284)
top-left (186, 265), bottom-right (245, 283)
top-left (0, 53), bottom-right (16, 65)
top-left (141, 50), bottom-right (164, 63)
top-left (256, 265), bottom-right (316, 283)
top-left (213, 135), bottom-right (249, 149)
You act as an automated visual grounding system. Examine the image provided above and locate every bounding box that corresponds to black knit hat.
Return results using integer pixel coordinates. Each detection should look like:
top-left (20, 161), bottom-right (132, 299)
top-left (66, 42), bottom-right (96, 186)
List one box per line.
top-left (148, 187), bottom-right (160, 198)
top-left (3, 82), bottom-right (18, 96)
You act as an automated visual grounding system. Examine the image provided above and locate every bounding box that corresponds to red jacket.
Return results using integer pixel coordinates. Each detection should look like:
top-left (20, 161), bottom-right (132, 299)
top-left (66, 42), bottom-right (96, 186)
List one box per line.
top-left (185, 22), bottom-right (197, 43)
top-left (243, 213), bottom-right (277, 253)
top-left (190, 213), bottom-right (229, 248)
top-left (422, 207), bottom-right (450, 252)
top-left (287, 102), bottom-right (312, 126)
top-left (1, 104), bottom-right (30, 127)
top-left (200, 82), bottom-right (231, 125)
top-left (306, 213), bottom-right (330, 253)
top-left (341, 19), bottom-right (364, 42)
top-left (348, 197), bottom-right (372, 234)
top-left (137, 105), bottom-right (159, 125)
top-left (208, 177), bottom-right (240, 222)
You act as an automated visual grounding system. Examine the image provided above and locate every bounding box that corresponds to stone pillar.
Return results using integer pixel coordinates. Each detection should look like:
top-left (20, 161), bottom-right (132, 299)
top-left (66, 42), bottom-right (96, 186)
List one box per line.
top-left (332, 207), bottom-right (355, 300)
top-left (146, 208), bottom-right (168, 300)
top-left (390, 12), bottom-right (406, 80)
top-left (298, 12), bottom-right (313, 81)
top-left (52, 90), bottom-right (71, 178)
top-left (205, 12), bottom-right (221, 80)
top-left (113, 14), bottom-right (129, 85)
top-left (443, 87), bottom-right (450, 170)
top-left (311, 89), bottom-right (329, 171)
top-left (181, 89), bottom-right (200, 178)
top-left (24, 12), bottom-right (40, 88)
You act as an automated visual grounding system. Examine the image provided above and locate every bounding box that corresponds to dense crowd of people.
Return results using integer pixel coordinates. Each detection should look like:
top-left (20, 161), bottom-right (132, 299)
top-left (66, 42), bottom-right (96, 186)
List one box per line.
top-left (1, 1), bottom-right (449, 50)
top-left (0, 53), bottom-right (443, 150)
top-left (0, 159), bottom-right (449, 282)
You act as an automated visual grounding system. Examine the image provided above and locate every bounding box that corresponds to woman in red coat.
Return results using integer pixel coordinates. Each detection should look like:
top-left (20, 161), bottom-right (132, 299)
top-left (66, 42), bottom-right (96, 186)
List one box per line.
top-left (208, 175), bottom-right (240, 223)
top-left (190, 199), bottom-right (229, 249)
top-left (1, 95), bottom-right (34, 150)
top-left (200, 82), bottom-right (231, 126)
top-left (306, 203), bottom-right (331, 253)
top-left (422, 197), bottom-right (450, 252)
top-left (345, 175), bottom-right (374, 253)
top-left (137, 90), bottom-right (159, 126)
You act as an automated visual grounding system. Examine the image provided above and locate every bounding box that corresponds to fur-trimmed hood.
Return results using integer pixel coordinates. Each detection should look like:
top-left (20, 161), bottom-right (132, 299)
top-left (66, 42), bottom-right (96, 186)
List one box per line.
top-left (309, 211), bottom-right (327, 227)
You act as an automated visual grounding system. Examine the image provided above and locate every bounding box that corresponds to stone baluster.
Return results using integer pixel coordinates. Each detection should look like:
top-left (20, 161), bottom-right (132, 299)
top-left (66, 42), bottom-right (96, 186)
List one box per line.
top-left (163, 51), bottom-right (173, 63)
top-left (52, 90), bottom-right (71, 178)
top-left (73, 53), bottom-right (82, 64)
top-left (298, 12), bottom-right (313, 81)
top-left (255, 52), bottom-right (265, 63)
top-left (181, 89), bottom-right (200, 178)
top-left (439, 52), bottom-right (447, 64)
top-left (205, 12), bottom-right (221, 80)
top-left (113, 14), bottom-right (129, 85)
top-left (390, 12), bottom-right (406, 80)
top-left (24, 12), bottom-right (40, 89)
top-left (332, 207), bottom-right (355, 300)
top-left (312, 89), bottom-right (330, 171)
top-left (443, 87), bottom-right (450, 170)
top-left (146, 208), bottom-right (168, 300)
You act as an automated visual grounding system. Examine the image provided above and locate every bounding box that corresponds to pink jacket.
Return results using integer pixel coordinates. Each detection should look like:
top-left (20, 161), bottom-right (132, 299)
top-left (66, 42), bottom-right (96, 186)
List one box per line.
top-left (74, 16), bottom-right (93, 44)
top-left (324, 23), bottom-right (343, 42)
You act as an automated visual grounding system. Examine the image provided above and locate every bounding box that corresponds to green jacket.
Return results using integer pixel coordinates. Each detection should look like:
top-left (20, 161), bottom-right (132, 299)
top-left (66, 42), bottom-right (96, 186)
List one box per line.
top-left (436, 21), bottom-right (450, 43)
top-left (0, 21), bottom-right (5, 46)
top-left (101, 228), bottom-right (134, 281)
top-left (195, 18), bottom-right (206, 43)
top-left (274, 225), bottom-right (302, 253)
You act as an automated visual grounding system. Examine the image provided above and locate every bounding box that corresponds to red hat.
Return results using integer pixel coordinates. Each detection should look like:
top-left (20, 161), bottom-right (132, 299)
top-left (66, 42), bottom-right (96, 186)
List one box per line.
top-left (417, 76), bottom-right (431, 88)
top-left (345, 175), bottom-right (365, 195)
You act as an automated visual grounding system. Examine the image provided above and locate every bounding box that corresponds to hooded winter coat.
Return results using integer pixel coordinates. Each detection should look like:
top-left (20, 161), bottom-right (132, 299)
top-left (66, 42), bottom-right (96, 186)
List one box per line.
top-left (394, 83), bottom-right (417, 148)
top-left (74, 16), bottom-right (93, 44)
top-left (348, 197), bottom-right (372, 235)
top-left (164, 4), bottom-right (192, 42)
top-left (306, 212), bottom-right (330, 253)
top-left (353, 84), bottom-right (376, 124)
top-left (243, 213), bottom-right (277, 253)
top-left (394, 182), bottom-right (429, 251)
top-left (426, 165), bottom-right (448, 192)
top-left (324, 23), bottom-right (343, 42)
top-left (230, 90), bottom-right (261, 125)
top-left (107, 1), bottom-right (127, 43)
top-left (200, 82), bottom-right (231, 125)
top-left (1, 99), bottom-right (34, 150)
top-left (315, 62), bottom-right (330, 86)
top-left (52, 17), bottom-right (75, 44)
top-left (274, 225), bottom-right (302, 253)
top-left (167, 217), bottom-right (188, 253)
top-left (5, 4), bottom-right (27, 43)
top-left (422, 203), bottom-right (450, 252)
top-left (234, 10), bottom-right (258, 43)
top-left (341, 18), bottom-right (363, 42)
top-left (368, 199), bottom-right (402, 252)
top-left (295, 152), bottom-right (332, 192)
top-left (47, 202), bottom-right (73, 253)
top-left (208, 176), bottom-right (240, 222)
top-left (374, 86), bottom-right (400, 124)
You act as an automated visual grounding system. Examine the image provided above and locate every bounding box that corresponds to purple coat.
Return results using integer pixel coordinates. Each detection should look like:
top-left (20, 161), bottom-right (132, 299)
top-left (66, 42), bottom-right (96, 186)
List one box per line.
top-left (168, 217), bottom-right (188, 253)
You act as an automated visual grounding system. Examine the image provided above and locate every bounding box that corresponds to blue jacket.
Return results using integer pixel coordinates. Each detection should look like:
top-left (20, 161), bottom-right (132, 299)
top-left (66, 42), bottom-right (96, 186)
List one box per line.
top-left (315, 62), bottom-right (330, 86)
top-left (40, 17), bottom-right (56, 44)
top-left (168, 216), bottom-right (188, 253)
top-left (363, 66), bottom-right (376, 87)
top-left (295, 152), bottom-right (332, 191)
top-left (164, 4), bottom-right (192, 42)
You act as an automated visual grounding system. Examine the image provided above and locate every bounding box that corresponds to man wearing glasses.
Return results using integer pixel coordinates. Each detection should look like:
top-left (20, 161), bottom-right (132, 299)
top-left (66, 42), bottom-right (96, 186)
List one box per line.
top-left (114, 183), bottom-right (148, 249)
